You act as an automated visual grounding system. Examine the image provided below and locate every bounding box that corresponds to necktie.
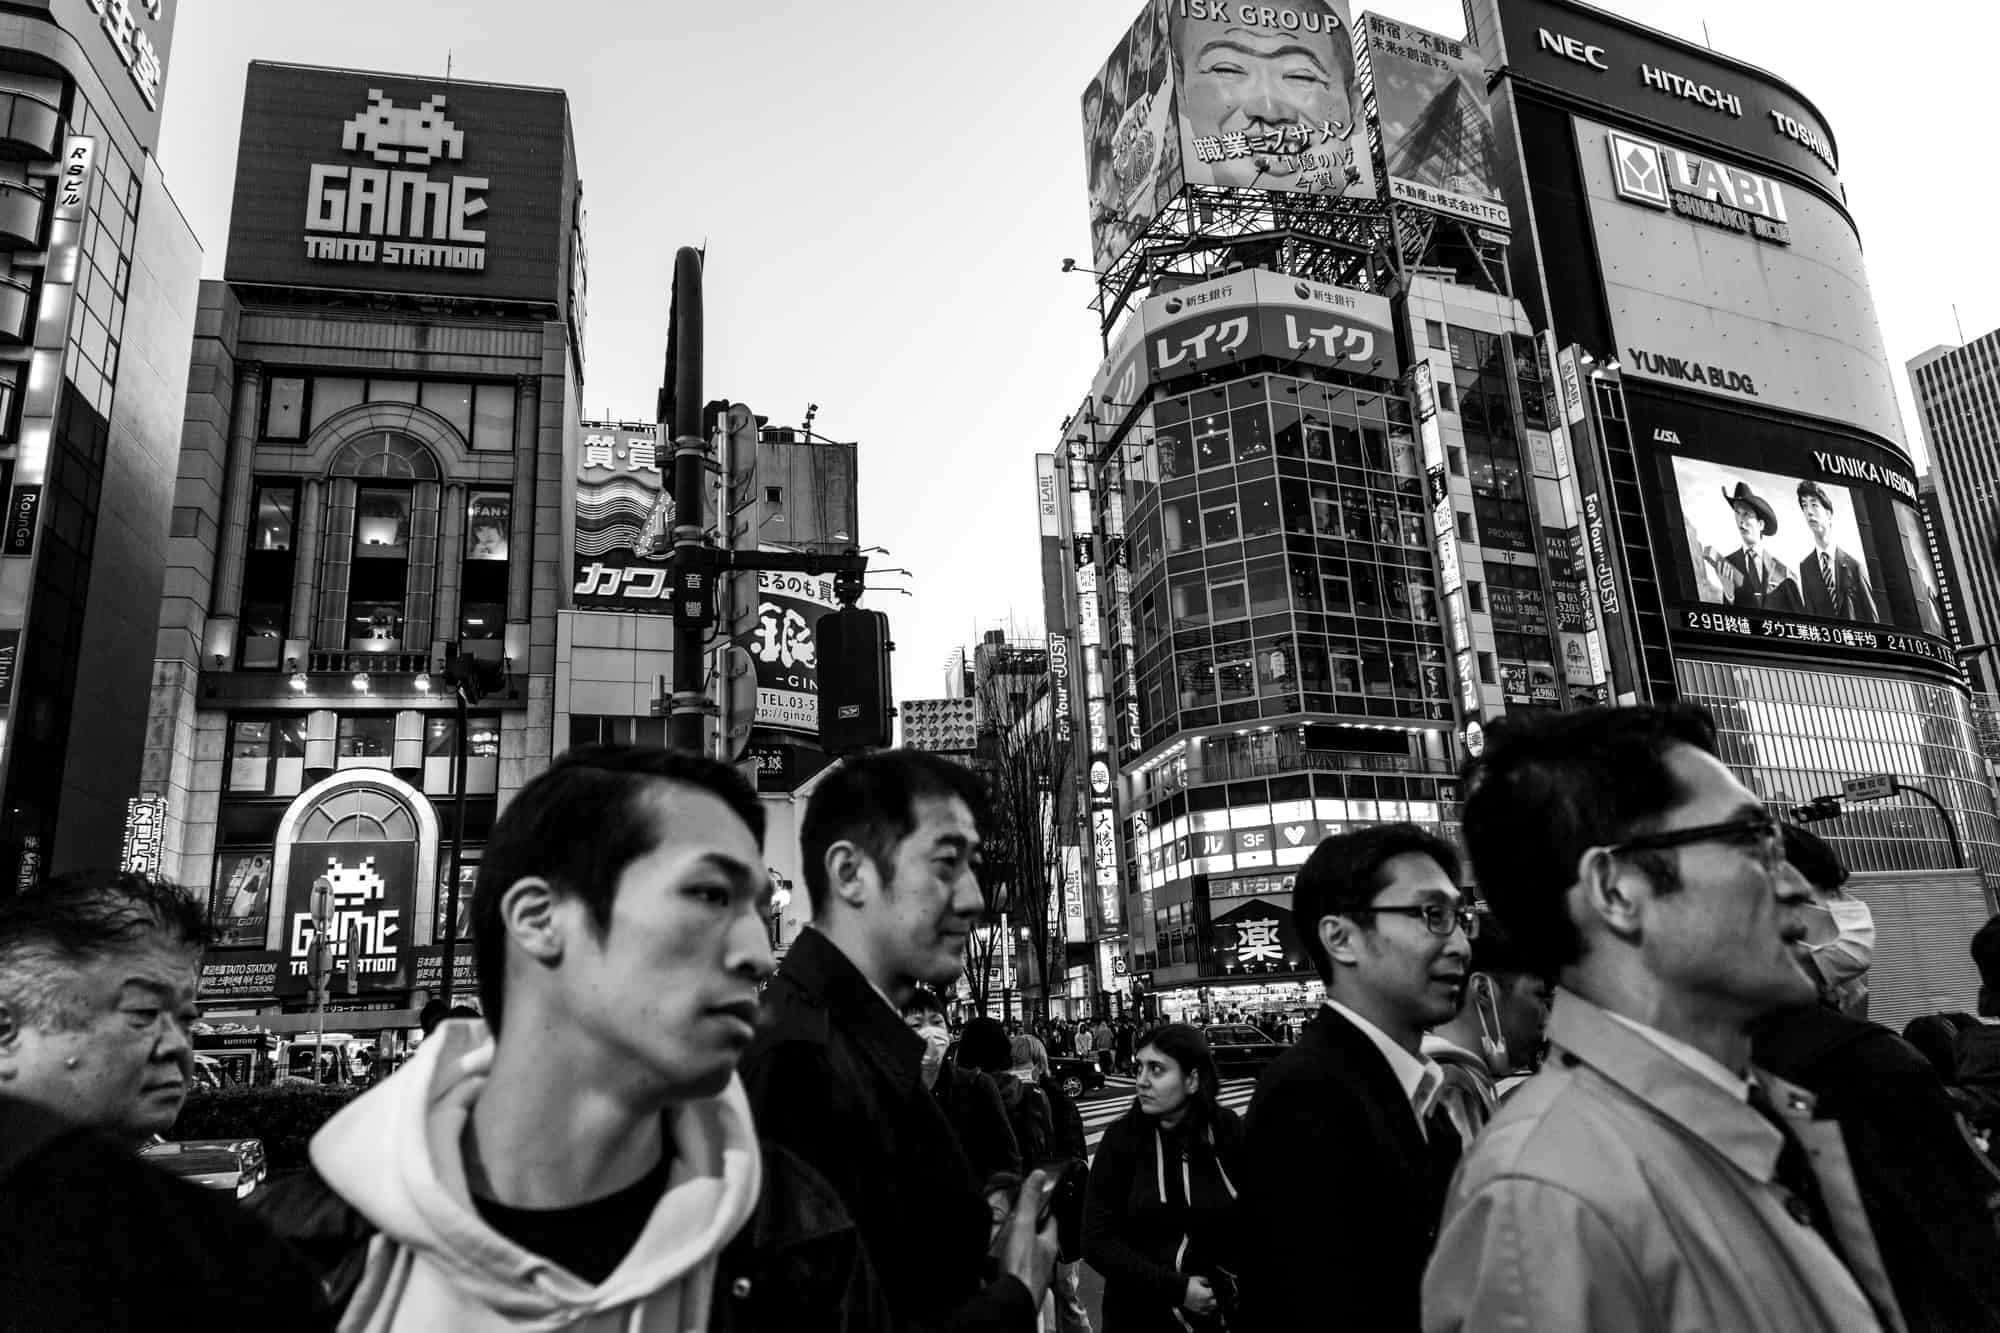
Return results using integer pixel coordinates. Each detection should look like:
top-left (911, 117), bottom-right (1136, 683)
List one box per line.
top-left (1746, 1081), bottom-right (1854, 1277)
top-left (1820, 552), bottom-right (1833, 592)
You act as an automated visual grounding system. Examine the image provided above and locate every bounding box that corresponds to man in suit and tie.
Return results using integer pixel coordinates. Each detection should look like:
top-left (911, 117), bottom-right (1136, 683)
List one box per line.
top-left (1797, 480), bottom-right (1880, 622)
top-left (1239, 824), bottom-right (1475, 1332)
top-left (1719, 483), bottom-right (1804, 614)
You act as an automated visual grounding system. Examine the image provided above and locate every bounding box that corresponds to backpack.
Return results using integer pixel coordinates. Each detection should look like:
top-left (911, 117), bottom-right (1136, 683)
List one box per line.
top-left (993, 1072), bottom-right (1053, 1166)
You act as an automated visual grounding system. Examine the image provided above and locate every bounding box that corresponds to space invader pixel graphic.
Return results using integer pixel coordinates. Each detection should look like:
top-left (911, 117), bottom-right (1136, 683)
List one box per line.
top-left (341, 90), bottom-right (465, 166)
top-left (322, 854), bottom-right (388, 907)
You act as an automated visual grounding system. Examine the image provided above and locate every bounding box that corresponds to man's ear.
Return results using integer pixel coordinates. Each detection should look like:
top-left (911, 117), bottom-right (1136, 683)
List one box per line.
top-left (823, 840), bottom-right (874, 910)
top-left (497, 877), bottom-right (564, 965)
top-left (1319, 913), bottom-right (1361, 969)
top-left (1575, 847), bottom-right (1644, 942)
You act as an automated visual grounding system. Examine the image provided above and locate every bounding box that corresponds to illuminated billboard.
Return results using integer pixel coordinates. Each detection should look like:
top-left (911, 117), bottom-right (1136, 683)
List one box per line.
top-left (571, 423), bottom-right (671, 611)
top-left (1575, 117), bottom-right (1902, 445)
top-left (1635, 390), bottom-right (1952, 668)
top-left (277, 841), bottom-right (415, 996)
top-left (226, 63), bottom-right (576, 306)
top-left (1083, 0), bottom-right (1379, 272)
top-left (747, 569), bottom-right (840, 735)
top-left (1360, 13), bottom-right (1509, 229)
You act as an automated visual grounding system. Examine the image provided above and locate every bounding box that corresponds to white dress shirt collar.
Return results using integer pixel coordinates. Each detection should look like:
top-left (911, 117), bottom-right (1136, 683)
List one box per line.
top-left (1325, 1000), bottom-right (1445, 1124)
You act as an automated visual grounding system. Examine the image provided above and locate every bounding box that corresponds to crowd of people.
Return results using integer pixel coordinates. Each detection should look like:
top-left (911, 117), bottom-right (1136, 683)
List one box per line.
top-left (5, 705), bottom-right (2000, 1330)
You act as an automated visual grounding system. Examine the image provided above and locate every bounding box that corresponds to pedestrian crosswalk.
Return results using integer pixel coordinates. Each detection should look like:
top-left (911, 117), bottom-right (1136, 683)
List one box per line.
top-left (1080, 1078), bottom-right (1257, 1154)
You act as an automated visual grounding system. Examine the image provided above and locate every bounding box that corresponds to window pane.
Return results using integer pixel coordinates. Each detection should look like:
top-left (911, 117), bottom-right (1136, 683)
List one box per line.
top-left (241, 602), bottom-right (286, 668)
top-left (265, 376), bottom-right (305, 440)
top-left (1203, 505), bottom-right (1239, 545)
top-left (425, 718), bottom-right (456, 757)
top-left (420, 381), bottom-right (474, 438)
top-left (311, 376), bottom-right (364, 430)
top-left (466, 717), bottom-right (501, 758)
top-left (348, 599), bottom-right (405, 648)
top-left (354, 488), bottom-right (411, 556)
top-left (461, 599), bottom-right (504, 641)
top-left (1210, 580), bottom-right (1247, 621)
top-left (254, 487), bottom-right (294, 551)
top-left (568, 715), bottom-right (604, 750)
top-left (1231, 406), bottom-right (1272, 463)
top-left (1239, 478), bottom-right (1279, 538)
top-left (1157, 421), bottom-right (1192, 479)
top-left (337, 716), bottom-right (394, 762)
top-left (228, 720), bottom-right (273, 791)
top-left (368, 379), bottom-right (418, 404)
top-left (472, 383), bottom-right (516, 451)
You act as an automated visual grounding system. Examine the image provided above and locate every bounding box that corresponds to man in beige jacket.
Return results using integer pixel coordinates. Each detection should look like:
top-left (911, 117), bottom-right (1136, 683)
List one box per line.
top-left (1424, 705), bottom-right (1905, 1332)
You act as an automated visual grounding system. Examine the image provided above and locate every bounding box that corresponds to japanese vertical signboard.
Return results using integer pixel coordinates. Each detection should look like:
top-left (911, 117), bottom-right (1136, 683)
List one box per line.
top-left (571, 422), bottom-right (670, 611)
top-left (744, 567), bottom-right (840, 735)
top-left (120, 794), bottom-right (166, 875)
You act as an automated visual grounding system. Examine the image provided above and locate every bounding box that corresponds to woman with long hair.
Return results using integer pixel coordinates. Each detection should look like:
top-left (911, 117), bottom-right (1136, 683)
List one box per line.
top-left (1083, 1023), bottom-right (1244, 1331)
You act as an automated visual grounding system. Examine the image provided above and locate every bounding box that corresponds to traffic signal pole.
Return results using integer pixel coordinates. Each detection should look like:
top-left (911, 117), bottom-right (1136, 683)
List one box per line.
top-left (665, 247), bottom-right (710, 754)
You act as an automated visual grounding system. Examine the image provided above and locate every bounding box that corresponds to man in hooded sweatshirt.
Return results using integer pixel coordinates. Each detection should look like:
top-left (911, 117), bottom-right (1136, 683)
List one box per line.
top-left (256, 744), bottom-right (885, 1331)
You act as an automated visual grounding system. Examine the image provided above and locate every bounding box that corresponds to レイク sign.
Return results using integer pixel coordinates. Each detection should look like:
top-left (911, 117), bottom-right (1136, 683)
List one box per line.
top-left (305, 90), bottom-right (489, 272)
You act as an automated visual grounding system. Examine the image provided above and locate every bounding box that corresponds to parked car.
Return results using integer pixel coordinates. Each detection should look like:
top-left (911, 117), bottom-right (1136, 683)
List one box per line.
top-left (1203, 1023), bottom-right (1288, 1080)
top-left (139, 1136), bottom-right (269, 1201)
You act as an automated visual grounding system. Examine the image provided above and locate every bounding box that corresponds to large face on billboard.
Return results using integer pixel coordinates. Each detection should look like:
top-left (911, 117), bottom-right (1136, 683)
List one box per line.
top-left (1084, 1), bottom-right (1180, 272)
top-left (1639, 392), bottom-right (1950, 666)
top-left (1170, 0), bottom-right (1375, 200)
top-left (225, 64), bottom-right (573, 305)
top-left (1362, 14), bottom-right (1508, 229)
top-left (1575, 118), bottom-right (1902, 446)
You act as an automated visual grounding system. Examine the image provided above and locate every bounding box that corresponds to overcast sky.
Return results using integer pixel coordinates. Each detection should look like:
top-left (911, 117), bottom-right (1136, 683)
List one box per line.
top-left (152, 0), bottom-right (2000, 706)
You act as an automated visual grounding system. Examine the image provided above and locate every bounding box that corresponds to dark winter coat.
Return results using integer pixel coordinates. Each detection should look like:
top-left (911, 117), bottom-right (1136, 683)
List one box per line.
top-left (1082, 1105), bottom-right (1245, 1333)
top-left (740, 927), bottom-right (1036, 1333)
top-left (934, 1063), bottom-right (1022, 1184)
top-left (1753, 1001), bottom-right (2000, 1333)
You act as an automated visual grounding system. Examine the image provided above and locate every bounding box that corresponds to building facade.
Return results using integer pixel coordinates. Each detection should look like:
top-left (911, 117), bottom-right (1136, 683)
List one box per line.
top-left (1911, 335), bottom-right (2000, 672)
top-left (1470, 0), bottom-right (1998, 1018)
top-left (150, 62), bottom-right (584, 1028)
top-left (0, 0), bottom-right (201, 886)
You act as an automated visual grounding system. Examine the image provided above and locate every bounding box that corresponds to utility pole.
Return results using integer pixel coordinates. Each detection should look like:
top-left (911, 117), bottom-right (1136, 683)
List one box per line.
top-left (439, 650), bottom-right (506, 1006)
top-left (664, 247), bottom-right (712, 754)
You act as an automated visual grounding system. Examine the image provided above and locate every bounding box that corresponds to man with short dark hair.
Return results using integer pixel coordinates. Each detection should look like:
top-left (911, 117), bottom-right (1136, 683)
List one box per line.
top-left (1240, 823), bottom-right (1473, 1332)
top-left (1797, 480), bottom-right (1878, 622)
top-left (742, 748), bottom-right (1057, 1332)
top-left (258, 745), bottom-right (880, 1331)
top-left (1424, 706), bottom-right (1905, 1332)
top-left (1753, 826), bottom-right (2000, 1332)
top-left (1422, 912), bottom-right (1551, 1145)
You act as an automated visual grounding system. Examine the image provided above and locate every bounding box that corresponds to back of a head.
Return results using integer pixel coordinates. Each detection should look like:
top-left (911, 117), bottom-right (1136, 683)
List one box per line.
top-left (1010, 1034), bottom-right (1048, 1078)
top-left (1973, 914), bottom-right (2000, 1012)
top-left (800, 748), bottom-right (988, 918)
top-left (1293, 823), bottom-right (1462, 987)
top-left (1781, 824), bottom-right (1849, 897)
top-left (1467, 909), bottom-right (1534, 981)
top-left (958, 1016), bottom-right (1011, 1074)
top-left (1459, 703), bottom-right (1718, 978)
top-left (472, 744), bottom-right (763, 1034)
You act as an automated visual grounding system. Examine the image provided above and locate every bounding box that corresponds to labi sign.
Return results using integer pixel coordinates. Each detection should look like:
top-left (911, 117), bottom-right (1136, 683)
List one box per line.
top-left (1607, 129), bottom-right (1791, 246)
top-left (305, 90), bottom-right (488, 273)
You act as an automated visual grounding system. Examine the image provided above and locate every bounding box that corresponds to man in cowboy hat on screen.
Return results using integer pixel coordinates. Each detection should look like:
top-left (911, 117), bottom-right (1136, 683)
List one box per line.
top-left (1797, 480), bottom-right (1879, 623)
top-left (1720, 482), bottom-right (1804, 614)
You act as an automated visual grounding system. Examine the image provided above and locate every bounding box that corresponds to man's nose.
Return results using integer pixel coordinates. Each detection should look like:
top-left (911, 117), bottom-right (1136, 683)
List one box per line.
top-left (730, 908), bottom-right (777, 982)
top-left (156, 1016), bottom-right (193, 1067)
top-left (951, 873), bottom-right (987, 919)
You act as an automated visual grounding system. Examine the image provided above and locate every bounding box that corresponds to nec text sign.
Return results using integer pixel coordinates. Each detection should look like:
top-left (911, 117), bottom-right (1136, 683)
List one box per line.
top-left (226, 64), bottom-right (572, 306)
top-left (1472, 0), bottom-right (1839, 195)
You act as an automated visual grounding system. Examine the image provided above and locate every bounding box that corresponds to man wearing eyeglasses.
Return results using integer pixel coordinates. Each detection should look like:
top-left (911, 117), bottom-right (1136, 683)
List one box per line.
top-left (1423, 705), bottom-right (1907, 1333)
top-left (1239, 823), bottom-right (1474, 1333)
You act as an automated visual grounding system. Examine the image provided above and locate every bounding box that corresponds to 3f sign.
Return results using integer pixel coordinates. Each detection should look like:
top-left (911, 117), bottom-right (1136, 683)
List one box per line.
top-left (1540, 28), bottom-right (1608, 70)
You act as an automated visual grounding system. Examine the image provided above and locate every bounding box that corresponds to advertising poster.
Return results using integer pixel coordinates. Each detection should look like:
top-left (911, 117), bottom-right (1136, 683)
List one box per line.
top-left (210, 849), bottom-right (275, 949)
top-left (465, 491), bottom-right (510, 560)
top-left (745, 567), bottom-right (840, 734)
top-left (1083, 0), bottom-right (1179, 272)
top-left (1642, 392), bottom-right (1950, 665)
top-left (1361, 14), bottom-right (1509, 228)
top-left (572, 423), bottom-right (672, 611)
top-left (412, 944), bottom-right (479, 995)
top-left (1140, 268), bottom-right (1398, 387)
top-left (278, 841), bottom-right (416, 996)
top-left (1169, 0), bottom-right (1376, 201)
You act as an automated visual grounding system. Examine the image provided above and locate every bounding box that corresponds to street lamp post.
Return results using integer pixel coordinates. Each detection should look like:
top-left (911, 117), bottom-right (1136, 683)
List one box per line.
top-left (438, 651), bottom-right (506, 1008)
top-left (1795, 773), bottom-right (1971, 871)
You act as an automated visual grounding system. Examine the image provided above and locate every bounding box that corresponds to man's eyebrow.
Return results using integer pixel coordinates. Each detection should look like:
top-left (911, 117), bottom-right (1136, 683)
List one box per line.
top-left (1197, 37), bottom-right (1332, 73)
top-left (933, 832), bottom-right (982, 854)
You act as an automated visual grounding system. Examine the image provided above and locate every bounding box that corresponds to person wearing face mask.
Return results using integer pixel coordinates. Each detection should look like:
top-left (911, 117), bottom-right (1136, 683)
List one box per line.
top-left (1752, 823), bottom-right (2000, 1332)
top-left (905, 990), bottom-right (1022, 1185)
top-left (1083, 1024), bottom-right (1244, 1332)
top-left (1420, 913), bottom-right (1552, 1148)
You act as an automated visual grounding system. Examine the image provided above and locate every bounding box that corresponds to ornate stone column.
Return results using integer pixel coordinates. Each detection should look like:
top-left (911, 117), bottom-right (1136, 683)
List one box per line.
top-left (506, 375), bottom-right (539, 624)
top-left (209, 361), bottom-right (264, 621)
top-left (287, 479), bottom-right (322, 642)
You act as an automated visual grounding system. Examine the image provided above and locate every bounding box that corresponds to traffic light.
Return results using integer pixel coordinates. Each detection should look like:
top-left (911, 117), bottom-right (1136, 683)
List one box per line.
top-left (439, 645), bottom-right (510, 703)
top-left (1791, 795), bottom-right (1844, 824)
top-left (816, 608), bottom-right (893, 753)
